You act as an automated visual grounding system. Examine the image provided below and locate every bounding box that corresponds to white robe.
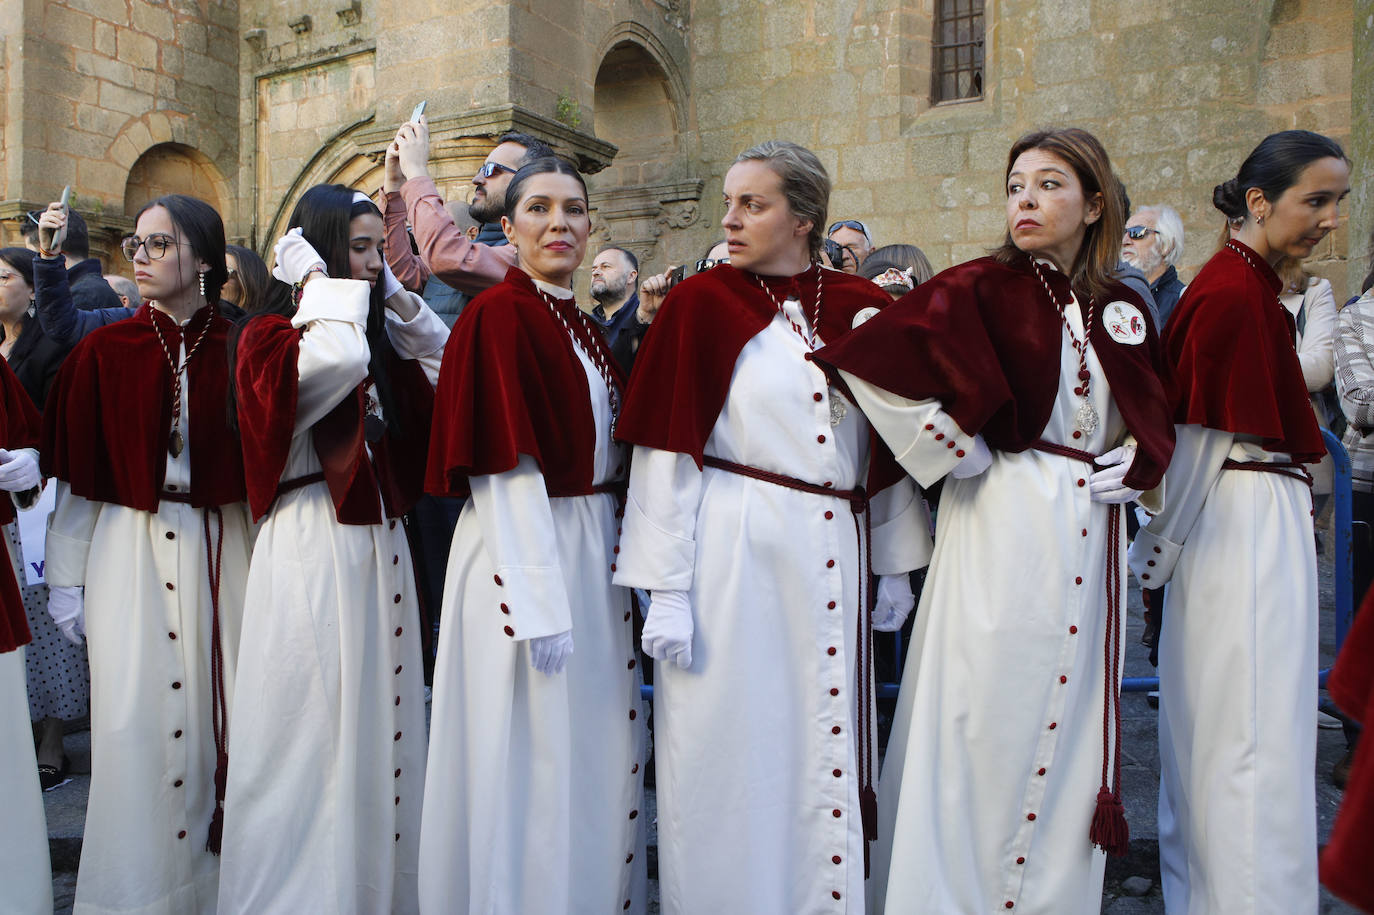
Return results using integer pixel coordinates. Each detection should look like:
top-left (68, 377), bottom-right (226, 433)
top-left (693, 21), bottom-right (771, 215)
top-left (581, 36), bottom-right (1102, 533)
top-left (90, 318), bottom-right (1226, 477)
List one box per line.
top-left (847, 299), bottom-right (1158, 915)
top-left (217, 280), bottom-right (447, 914)
top-left (0, 645), bottom-right (53, 915)
top-left (1129, 427), bottom-right (1318, 914)
top-left (614, 300), bottom-right (932, 914)
top-left (419, 281), bottom-right (647, 914)
top-left (46, 334), bottom-right (255, 915)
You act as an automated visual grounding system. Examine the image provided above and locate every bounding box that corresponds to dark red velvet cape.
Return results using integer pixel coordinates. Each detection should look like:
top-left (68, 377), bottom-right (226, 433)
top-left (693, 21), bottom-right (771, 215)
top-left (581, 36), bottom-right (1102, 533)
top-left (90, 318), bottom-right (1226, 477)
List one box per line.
top-left (1164, 240), bottom-right (1324, 462)
top-left (40, 304), bottom-right (245, 510)
top-left (426, 268), bottom-right (622, 498)
top-left (0, 356), bottom-right (41, 653)
top-left (809, 256), bottom-right (1175, 492)
top-left (615, 264), bottom-right (906, 491)
top-left (235, 313), bottom-right (436, 524)
top-left (1320, 588), bottom-right (1374, 911)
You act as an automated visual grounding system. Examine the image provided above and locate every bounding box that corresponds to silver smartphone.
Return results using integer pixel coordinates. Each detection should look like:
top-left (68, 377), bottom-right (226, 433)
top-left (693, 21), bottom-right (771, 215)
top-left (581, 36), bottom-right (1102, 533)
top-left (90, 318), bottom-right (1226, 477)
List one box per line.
top-left (59, 185), bottom-right (71, 210)
top-left (410, 100), bottom-right (427, 122)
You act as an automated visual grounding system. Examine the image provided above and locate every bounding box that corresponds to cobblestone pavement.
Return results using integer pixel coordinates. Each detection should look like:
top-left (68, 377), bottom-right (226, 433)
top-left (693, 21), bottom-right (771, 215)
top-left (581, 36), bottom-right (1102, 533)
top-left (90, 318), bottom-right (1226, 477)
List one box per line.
top-left (43, 518), bottom-right (1358, 913)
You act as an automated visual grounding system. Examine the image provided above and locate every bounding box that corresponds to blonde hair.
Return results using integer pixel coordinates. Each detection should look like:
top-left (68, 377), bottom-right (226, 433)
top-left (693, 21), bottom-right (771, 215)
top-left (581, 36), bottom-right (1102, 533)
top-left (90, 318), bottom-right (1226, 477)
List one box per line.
top-left (735, 140), bottom-right (830, 260)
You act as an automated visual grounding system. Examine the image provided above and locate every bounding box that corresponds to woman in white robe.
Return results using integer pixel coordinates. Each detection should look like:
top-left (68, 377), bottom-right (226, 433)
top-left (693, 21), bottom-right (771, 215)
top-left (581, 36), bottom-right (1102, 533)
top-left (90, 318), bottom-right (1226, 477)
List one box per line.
top-left (218, 186), bottom-right (446, 914)
top-left (42, 195), bottom-right (254, 915)
top-left (1130, 130), bottom-right (1351, 915)
top-left (420, 158), bottom-right (646, 913)
top-left (615, 141), bottom-right (932, 914)
top-left (814, 128), bottom-right (1175, 914)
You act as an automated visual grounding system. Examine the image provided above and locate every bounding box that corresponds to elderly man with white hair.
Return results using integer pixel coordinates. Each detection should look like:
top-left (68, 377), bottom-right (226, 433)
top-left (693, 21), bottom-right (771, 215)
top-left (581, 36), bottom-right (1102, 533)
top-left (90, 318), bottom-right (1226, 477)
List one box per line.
top-left (1122, 204), bottom-right (1187, 326)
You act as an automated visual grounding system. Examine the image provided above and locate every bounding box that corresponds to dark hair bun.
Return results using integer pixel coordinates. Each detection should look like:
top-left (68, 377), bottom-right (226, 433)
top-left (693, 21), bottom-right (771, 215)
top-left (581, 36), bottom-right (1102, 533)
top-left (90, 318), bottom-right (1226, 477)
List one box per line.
top-left (1212, 178), bottom-right (1246, 218)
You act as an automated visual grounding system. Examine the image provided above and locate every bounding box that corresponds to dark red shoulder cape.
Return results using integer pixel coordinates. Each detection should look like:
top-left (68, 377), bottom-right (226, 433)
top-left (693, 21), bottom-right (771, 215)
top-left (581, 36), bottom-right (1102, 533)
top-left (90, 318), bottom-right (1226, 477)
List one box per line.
top-left (1320, 587), bottom-right (1374, 911)
top-left (809, 256), bottom-right (1175, 491)
top-left (1164, 240), bottom-right (1324, 462)
top-left (235, 313), bottom-right (435, 524)
top-left (0, 356), bottom-right (41, 653)
top-left (40, 304), bottom-right (245, 510)
top-left (616, 264), bottom-right (906, 491)
top-left (425, 267), bottom-right (619, 498)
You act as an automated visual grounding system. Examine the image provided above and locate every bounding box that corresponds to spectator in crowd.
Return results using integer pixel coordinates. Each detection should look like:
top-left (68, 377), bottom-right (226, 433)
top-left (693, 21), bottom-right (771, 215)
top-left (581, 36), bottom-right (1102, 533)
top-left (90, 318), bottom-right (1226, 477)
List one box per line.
top-left (589, 245), bottom-right (654, 373)
top-left (1122, 204), bottom-right (1187, 326)
top-left (104, 274), bottom-right (141, 310)
top-left (826, 217), bottom-right (874, 272)
top-left (22, 205), bottom-right (121, 313)
top-left (382, 116), bottom-right (550, 303)
top-left (42, 194), bottom-right (254, 913)
top-left (615, 140), bottom-right (931, 912)
top-left (1129, 129), bottom-right (1349, 914)
top-left (221, 244), bottom-right (270, 318)
top-left (416, 202), bottom-right (483, 327)
top-left (1277, 256), bottom-right (1338, 505)
top-left (219, 185), bottom-right (445, 912)
top-left (1113, 185), bottom-right (1159, 326)
top-left (0, 350), bottom-right (49, 914)
top-left (1331, 232), bottom-right (1374, 791)
top-left (32, 202), bottom-right (133, 347)
top-left (0, 247), bottom-right (84, 796)
top-left (816, 126), bottom-right (1172, 913)
top-left (421, 157), bottom-right (646, 912)
top-left (859, 242), bottom-right (935, 298)
top-left (696, 238), bottom-right (729, 272)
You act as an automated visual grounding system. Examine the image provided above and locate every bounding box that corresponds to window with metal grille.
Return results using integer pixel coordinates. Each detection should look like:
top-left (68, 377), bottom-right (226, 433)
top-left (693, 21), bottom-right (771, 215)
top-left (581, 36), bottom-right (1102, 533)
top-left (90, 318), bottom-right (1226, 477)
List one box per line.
top-left (931, 0), bottom-right (985, 103)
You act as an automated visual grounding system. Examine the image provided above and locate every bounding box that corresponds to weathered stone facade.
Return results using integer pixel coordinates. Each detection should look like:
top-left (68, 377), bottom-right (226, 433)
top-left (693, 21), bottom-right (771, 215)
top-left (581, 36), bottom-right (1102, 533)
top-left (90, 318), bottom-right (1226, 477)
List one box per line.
top-left (1, 0), bottom-right (1365, 299)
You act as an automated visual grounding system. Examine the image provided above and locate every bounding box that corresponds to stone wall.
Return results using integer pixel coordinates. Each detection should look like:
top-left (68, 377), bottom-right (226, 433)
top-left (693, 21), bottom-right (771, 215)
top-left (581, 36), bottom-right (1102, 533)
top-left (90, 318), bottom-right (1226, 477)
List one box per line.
top-left (683, 0), bottom-right (1357, 298)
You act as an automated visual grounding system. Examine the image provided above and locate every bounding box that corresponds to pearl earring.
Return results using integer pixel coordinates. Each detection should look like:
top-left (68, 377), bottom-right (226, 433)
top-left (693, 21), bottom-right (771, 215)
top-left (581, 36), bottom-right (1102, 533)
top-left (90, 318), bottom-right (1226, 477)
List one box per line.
top-left (198, 270), bottom-right (207, 299)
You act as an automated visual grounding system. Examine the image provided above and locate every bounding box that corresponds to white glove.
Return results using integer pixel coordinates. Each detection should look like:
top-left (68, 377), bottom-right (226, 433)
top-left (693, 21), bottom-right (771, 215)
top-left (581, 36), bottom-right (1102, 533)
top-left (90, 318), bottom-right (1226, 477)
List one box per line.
top-left (529, 629), bottom-right (574, 675)
top-left (950, 433), bottom-right (993, 479)
top-left (1090, 445), bottom-right (1143, 504)
top-left (48, 586), bottom-right (85, 644)
top-left (871, 573), bottom-right (915, 632)
top-left (0, 449), bottom-right (40, 493)
top-left (271, 228), bottom-right (326, 285)
top-left (642, 589), bottom-right (694, 669)
top-left (380, 259), bottom-right (405, 300)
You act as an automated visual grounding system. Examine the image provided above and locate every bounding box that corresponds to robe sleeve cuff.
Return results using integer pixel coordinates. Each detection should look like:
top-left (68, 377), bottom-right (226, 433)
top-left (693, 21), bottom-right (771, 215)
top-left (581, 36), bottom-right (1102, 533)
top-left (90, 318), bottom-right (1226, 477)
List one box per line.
top-left (44, 524), bottom-right (90, 588)
top-left (612, 490), bottom-right (696, 592)
top-left (385, 294), bottom-right (450, 359)
top-left (869, 482), bottom-right (934, 575)
top-left (893, 409), bottom-right (977, 488)
top-left (292, 277), bottom-right (370, 328)
top-left (1127, 529), bottom-right (1182, 587)
top-left (497, 565), bottom-right (574, 641)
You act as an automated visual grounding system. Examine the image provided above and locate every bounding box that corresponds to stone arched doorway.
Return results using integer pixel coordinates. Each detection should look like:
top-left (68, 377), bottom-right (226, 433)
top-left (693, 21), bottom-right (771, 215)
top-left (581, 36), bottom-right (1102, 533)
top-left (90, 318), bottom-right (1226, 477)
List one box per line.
top-left (589, 36), bottom-right (701, 276)
top-left (124, 143), bottom-right (227, 216)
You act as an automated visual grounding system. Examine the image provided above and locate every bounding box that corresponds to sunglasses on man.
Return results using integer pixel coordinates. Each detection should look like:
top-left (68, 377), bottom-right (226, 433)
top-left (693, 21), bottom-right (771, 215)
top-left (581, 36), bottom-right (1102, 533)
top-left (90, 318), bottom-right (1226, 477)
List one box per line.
top-left (474, 161), bottom-right (518, 180)
top-left (1124, 225), bottom-right (1159, 240)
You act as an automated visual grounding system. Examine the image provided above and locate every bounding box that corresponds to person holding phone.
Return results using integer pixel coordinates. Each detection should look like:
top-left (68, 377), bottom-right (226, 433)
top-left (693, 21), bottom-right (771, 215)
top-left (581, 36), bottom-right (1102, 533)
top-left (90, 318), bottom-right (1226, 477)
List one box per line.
top-left (218, 184), bottom-right (446, 913)
top-left (41, 194), bottom-right (253, 915)
top-left (612, 140), bottom-right (932, 913)
top-left (30, 194), bottom-right (132, 347)
top-left (421, 157), bottom-right (646, 913)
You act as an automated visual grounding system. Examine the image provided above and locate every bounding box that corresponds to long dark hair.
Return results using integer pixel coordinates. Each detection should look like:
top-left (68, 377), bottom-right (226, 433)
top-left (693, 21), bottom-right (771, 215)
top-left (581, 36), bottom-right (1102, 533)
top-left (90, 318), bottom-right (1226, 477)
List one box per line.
top-left (1212, 130), bottom-right (1348, 223)
top-left (226, 244), bottom-right (270, 314)
top-left (229, 184), bottom-right (400, 435)
top-left (992, 127), bottom-right (1123, 302)
top-left (135, 195), bottom-right (228, 305)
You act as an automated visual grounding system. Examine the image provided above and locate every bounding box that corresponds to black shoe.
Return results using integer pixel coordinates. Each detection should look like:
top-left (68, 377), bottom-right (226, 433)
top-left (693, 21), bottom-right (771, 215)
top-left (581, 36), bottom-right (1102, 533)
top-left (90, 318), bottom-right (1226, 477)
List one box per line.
top-left (38, 753), bottom-right (71, 792)
top-left (1333, 748), bottom-right (1354, 790)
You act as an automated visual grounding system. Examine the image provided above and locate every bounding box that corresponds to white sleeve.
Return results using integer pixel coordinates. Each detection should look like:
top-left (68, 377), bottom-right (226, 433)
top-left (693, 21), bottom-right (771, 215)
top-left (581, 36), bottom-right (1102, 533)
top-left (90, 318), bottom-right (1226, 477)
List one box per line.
top-left (45, 481), bottom-right (101, 588)
top-left (384, 291), bottom-right (449, 387)
top-left (1298, 278), bottom-right (1336, 393)
top-left (1127, 424), bottom-right (1233, 586)
top-left (291, 277), bottom-right (372, 432)
top-left (839, 369), bottom-right (977, 488)
top-left (868, 475), bottom-right (933, 575)
top-left (468, 455), bottom-right (572, 640)
top-left (612, 446), bottom-right (703, 592)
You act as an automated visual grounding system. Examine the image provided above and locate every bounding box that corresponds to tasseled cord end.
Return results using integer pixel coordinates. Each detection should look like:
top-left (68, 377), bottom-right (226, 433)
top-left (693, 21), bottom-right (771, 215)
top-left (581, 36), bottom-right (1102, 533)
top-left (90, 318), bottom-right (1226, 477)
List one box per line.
top-left (206, 751), bottom-right (228, 855)
top-left (1089, 787), bottom-right (1129, 858)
